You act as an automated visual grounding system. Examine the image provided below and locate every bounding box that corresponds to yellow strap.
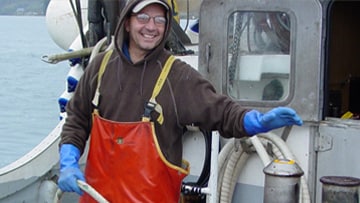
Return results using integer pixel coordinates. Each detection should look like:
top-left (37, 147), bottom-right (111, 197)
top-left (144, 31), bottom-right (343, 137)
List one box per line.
top-left (142, 55), bottom-right (176, 124)
top-left (151, 55), bottom-right (176, 99)
top-left (97, 50), bottom-right (113, 85)
top-left (92, 49), bottom-right (114, 108)
top-left (90, 51), bottom-right (174, 124)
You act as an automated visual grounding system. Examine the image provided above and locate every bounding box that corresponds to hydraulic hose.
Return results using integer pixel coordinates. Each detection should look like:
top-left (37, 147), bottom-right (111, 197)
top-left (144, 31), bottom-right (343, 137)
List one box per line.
top-left (181, 130), bottom-right (212, 199)
top-left (250, 136), bottom-right (271, 166)
top-left (217, 132), bottom-right (311, 203)
top-left (221, 148), bottom-right (250, 203)
top-left (216, 138), bottom-right (237, 202)
top-left (217, 138), bottom-right (250, 203)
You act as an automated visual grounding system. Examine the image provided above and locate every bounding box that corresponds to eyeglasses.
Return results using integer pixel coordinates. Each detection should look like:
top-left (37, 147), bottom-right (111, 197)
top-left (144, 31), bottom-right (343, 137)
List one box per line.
top-left (132, 13), bottom-right (167, 26)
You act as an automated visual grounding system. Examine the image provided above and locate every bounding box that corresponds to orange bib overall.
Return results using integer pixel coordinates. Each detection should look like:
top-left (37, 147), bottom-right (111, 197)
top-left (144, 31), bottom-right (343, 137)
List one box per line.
top-left (80, 52), bottom-right (189, 202)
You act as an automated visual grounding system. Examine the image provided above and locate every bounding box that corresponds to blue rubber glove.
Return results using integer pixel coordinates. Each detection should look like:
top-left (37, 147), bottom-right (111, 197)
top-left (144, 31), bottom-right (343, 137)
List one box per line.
top-left (244, 107), bottom-right (303, 136)
top-left (58, 144), bottom-right (85, 195)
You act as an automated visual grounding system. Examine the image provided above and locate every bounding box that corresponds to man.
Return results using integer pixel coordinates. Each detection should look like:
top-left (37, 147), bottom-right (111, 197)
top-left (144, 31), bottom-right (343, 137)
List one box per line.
top-left (58, 0), bottom-right (303, 202)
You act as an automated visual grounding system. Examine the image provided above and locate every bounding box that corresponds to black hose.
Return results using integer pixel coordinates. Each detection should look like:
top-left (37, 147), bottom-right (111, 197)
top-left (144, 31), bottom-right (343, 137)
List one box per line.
top-left (195, 130), bottom-right (212, 187)
top-left (181, 129), bottom-right (212, 198)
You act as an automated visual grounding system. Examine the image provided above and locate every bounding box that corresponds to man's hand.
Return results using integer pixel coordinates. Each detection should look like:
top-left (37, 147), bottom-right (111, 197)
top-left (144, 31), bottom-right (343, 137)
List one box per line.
top-left (58, 144), bottom-right (85, 195)
top-left (244, 107), bottom-right (303, 135)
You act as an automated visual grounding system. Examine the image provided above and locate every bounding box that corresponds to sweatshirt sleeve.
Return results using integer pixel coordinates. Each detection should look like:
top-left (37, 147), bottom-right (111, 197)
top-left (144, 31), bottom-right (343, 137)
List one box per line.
top-left (59, 54), bottom-right (104, 154)
top-left (172, 62), bottom-right (251, 138)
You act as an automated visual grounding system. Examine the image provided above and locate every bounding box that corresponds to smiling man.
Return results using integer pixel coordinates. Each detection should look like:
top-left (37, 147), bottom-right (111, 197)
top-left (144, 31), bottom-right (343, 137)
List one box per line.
top-left (57, 0), bottom-right (303, 202)
top-left (125, 2), bottom-right (167, 62)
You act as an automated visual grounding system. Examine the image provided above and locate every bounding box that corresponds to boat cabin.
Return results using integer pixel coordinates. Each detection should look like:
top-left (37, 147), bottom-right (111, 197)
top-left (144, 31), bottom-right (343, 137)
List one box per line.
top-left (191, 0), bottom-right (360, 202)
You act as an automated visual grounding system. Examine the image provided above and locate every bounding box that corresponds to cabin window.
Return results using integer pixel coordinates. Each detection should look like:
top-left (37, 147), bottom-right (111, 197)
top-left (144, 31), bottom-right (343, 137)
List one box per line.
top-left (226, 11), bottom-right (291, 102)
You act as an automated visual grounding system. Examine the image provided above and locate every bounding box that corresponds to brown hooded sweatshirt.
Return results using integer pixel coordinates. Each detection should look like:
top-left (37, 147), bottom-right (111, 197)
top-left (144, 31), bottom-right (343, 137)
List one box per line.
top-left (60, 0), bottom-right (250, 166)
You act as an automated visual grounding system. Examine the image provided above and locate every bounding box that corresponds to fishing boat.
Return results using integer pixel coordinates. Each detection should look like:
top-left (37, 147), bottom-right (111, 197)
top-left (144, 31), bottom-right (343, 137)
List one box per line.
top-left (1, 0), bottom-right (360, 202)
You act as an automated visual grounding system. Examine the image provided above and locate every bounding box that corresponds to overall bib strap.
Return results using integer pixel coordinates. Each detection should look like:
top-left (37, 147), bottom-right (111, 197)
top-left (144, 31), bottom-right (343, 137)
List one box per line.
top-left (142, 55), bottom-right (176, 124)
top-left (91, 49), bottom-right (114, 114)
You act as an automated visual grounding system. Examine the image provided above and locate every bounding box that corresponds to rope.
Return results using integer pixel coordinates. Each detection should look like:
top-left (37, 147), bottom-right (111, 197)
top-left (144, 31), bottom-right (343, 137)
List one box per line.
top-left (53, 180), bottom-right (109, 203)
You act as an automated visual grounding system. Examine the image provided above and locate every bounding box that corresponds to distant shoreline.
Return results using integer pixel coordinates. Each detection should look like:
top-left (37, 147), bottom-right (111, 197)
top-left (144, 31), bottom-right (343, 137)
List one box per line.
top-left (0, 14), bottom-right (45, 16)
top-left (0, 14), bottom-right (45, 17)
top-left (0, 0), bottom-right (49, 16)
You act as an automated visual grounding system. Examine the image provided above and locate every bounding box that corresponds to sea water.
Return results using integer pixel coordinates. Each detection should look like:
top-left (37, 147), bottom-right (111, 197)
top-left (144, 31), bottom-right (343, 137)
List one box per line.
top-left (0, 16), bottom-right (69, 167)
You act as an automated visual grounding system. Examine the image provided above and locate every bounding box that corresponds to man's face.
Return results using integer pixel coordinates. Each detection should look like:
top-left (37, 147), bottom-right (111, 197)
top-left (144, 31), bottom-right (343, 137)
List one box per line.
top-left (125, 4), bottom-right (166, 56)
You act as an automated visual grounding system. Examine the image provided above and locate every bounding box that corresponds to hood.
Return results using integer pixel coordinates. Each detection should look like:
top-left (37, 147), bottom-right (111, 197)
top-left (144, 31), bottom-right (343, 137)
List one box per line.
top-left (114, 0), bottom-right (172, 63)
